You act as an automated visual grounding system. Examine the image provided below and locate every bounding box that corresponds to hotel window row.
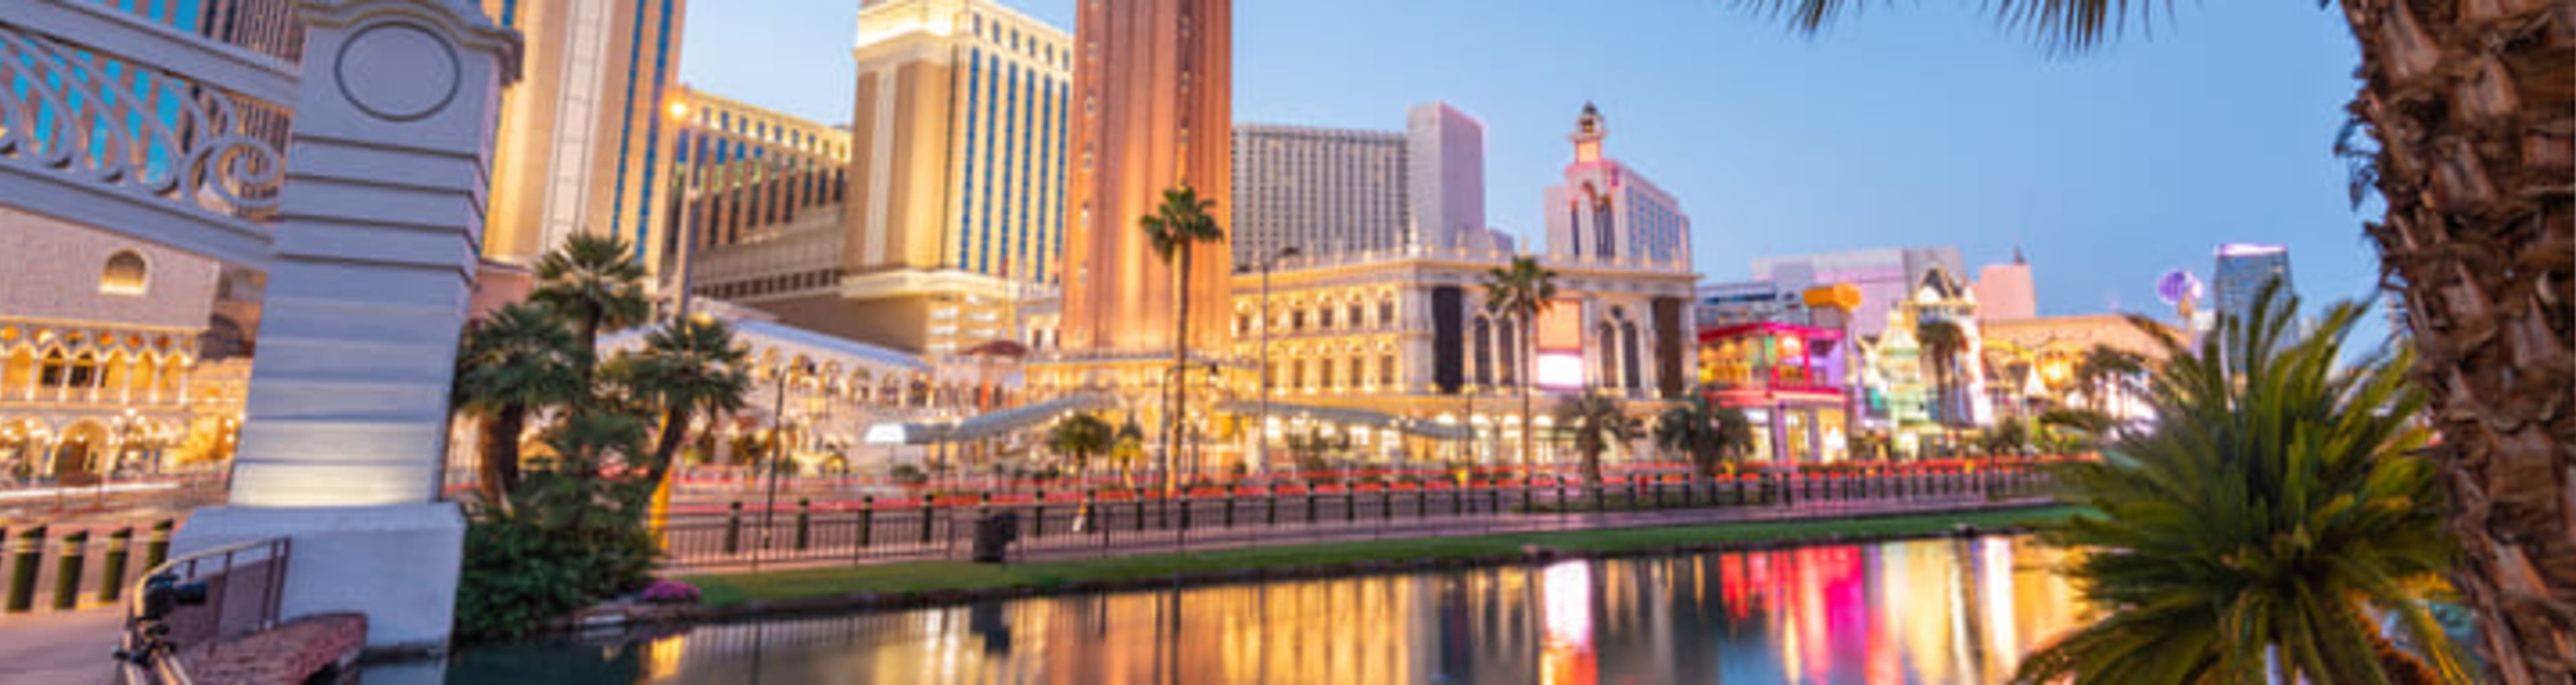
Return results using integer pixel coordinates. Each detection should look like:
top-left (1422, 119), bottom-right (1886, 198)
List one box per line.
top-left (955, 44), bottom-right (1069, 284)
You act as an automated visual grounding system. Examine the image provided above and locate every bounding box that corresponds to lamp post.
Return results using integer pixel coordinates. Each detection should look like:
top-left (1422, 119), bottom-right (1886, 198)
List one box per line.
top-left (757, 359), bottom-right (814, 570)
top-left (1254, 246), bottom-right (1301, 478)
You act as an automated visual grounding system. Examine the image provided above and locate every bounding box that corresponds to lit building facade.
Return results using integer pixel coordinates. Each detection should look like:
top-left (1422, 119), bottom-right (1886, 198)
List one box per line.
top-left (1229, 123), bottom-right (1407, 262)
top-left (1752, 246), bottom-right (1966, 339)
top-left (668, 89), bottom-right (859, 320)
top-left (1, 215), bottom-right (246, 483)
top-left (1543, 104), bottom-right (1690, 268)
top-left (479, 0), bottom-right (690, 280)
top-left (1036, 0), bottom-right (1235, 443)
top-left (2211, 242), bottom-right (2293, 325)
top-left (1863, 266), bottom-right (1991, 445)
top-left (1979, 314), bottom-right (2174, 421)
top-left (1695, 323), bottom-right (1852, 464)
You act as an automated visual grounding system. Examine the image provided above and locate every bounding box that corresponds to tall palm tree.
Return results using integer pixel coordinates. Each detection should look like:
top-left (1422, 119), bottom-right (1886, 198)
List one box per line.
top-left (1743, 3), bottom-right (2571, 676)
top-left (1483, 256), bottom-right (1559, 475)
top-left (453, 303), bottom-right (584, 498)
top-left (1654, 390), bottom-right (1756, 478)
top-left (2015, 288), bottom-right (2467, 684)
top-left (1046, 413), bottom-right (1116, 478)
top-left (531, 233), bottom-right (653, 365)
top-left (1138, 185), bottom-right (1225, 493)
top-left (1555, 392), bottom-right (1635, 495)
top-left (1913, 319), bottom-right (1967, 426)
top-left (625, 318), bottom-right (752, 486)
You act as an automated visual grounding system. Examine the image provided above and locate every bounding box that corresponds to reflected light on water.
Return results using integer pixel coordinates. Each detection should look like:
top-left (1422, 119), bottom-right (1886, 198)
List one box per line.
top-left (448, 535), bottom-right (2087, 685)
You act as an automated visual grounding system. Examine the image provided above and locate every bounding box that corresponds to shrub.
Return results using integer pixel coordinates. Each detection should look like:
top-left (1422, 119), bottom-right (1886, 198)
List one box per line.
top-left (453, 472), bottom-right (659, 641)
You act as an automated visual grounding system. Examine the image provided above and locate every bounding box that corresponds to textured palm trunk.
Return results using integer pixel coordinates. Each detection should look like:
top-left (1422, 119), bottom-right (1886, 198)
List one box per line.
top-left (1521, 311), bottom-right (1538, 479)
top-left (481, 405), bottom-right (527, 499)
top-left (2340, 0), bottom-right (2573, 680)
top-left (1165, 250), bottom-right (1193, 496)
top-left (646, 405), bottom-right (692, 486)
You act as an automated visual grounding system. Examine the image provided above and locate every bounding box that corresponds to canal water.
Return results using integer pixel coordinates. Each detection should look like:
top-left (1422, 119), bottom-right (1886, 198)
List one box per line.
top-left (447, 534), bottom-right (2087, 684)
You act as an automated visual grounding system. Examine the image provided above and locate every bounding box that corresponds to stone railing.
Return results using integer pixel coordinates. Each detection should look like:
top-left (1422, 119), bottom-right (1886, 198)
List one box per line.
top-left (0, 3), bottom-right (294, 227)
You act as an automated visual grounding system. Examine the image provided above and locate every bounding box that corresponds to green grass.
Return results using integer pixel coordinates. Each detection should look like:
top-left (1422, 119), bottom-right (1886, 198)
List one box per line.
top-left (682, 506), bottom-right (2074, 607)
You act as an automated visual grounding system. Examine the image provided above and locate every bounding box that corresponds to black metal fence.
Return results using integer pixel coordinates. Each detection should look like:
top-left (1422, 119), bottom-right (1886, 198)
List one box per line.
top-left (661, 468), bottom-right (2054, 570)
top-left (115, 536), bottom-right (290, 685)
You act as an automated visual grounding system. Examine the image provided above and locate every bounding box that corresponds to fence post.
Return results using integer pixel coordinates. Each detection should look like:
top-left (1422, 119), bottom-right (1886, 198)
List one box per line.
top-left (1223, 493), bottom-right (1237, 529)
top-left (1383, 490), bottom-right (1396, 522)
top-left (1179, 493), bottom-right (1193, 531)
top-left (794, 499), bottom-right (812, 552)
top-left (1452, 486), bottom-right (1463, 517)
top-left (97, 528), bottom-right (132, 603)
top-left (1305, 490), bottom-right (1318, 524)
top-left (723, 503), bottom-right (743, 556)
top-left (1417, 488), bottom-right (1430, 519)
top-left (143, 520), bottom-right (172, 572)
top-left (858, 496), bottom-right (876, 551)
top-left (52, 531), bottom-right (88, 611)
top-left (920, 497), bottom-right (938, 545)
top-left (1032, 490), bottom-right (1049, 538)
top-left (7, 526), bottom-right (43, 613)
top-left (1266, 486), bottom-right (1279, 527)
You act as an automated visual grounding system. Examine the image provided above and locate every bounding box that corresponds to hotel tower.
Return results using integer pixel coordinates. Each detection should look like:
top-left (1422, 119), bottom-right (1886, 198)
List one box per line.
top-left (478, 0), bottom-right (689, 278)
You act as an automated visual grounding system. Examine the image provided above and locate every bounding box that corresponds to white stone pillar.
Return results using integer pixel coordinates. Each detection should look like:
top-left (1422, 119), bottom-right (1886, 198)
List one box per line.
top-left (175, 0), bottom-right (518, 655)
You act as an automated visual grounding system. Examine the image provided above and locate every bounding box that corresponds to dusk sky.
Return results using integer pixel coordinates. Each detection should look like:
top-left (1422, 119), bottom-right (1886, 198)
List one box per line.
top-left (681, 0), bottom-right (2383, 337)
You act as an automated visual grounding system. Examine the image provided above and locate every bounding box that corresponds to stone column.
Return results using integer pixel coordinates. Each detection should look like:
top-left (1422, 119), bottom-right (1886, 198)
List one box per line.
top-left (175, 0), bottom-right (518, 655)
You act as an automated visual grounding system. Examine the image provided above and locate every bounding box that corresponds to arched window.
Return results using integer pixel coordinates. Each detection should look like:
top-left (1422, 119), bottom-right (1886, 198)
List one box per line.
top-left (100, 250), bottom-right (149, 295)
top-left (38, 350), bottom-right (66, 387)
top-left (68, 352), bottom-right (98, 388)
top-left (1470, 317), bottom-right (1491, 386)
top-left (1621, 321), bottom-right (1644, 390)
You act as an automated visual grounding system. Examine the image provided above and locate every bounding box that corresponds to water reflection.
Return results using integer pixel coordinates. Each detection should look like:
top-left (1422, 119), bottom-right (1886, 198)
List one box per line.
top-left (449, 535), bottom-right (2087, 684)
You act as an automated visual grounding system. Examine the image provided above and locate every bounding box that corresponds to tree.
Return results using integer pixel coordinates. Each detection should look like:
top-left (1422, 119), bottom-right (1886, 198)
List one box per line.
top-left (2015, 288), bottom-right (2467, 684)
top-left (531, 233), bottom-right (651, 366)
top-left (1110, 417), bottom-right (1148, 485)
top-left (1913, 319), bottom-right (1968, 426)
top-left (1554, 392), bottom-right (1635, 495)
top-left (1743, 3), bottom-right (2571, 677)
top-left (1046, 413), bottom-right (1116, 477)
top-left (1482, 256), bottom-right (1559, 476)
top-left (1654, 391), bottom-right (1756, 478)
top-left (621, 318), bottom-right (751, 486)
top-left (453, 303), bottom-right (584, 499)
top-left (1138, 186), bottom-right (1226, 494)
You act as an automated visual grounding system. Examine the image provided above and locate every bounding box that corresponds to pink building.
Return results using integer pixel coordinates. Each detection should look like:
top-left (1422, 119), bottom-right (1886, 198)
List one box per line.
top-left (1972, 249), bottom-right (2037, 323)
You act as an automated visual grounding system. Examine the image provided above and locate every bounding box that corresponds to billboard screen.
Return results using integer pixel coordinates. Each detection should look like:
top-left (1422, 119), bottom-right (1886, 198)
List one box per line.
top-left (1536, 299), bottom-right (1586, 390)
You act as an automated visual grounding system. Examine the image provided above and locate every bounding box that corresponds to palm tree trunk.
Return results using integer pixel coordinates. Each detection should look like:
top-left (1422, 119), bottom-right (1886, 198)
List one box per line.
top-left (646, 405), bottom-right (693, 486)
top-left (1165, 250), bottom-right (1192, 495)
top-left (1520, 311), bottom-right (1536, 480)
top-left (2340, 0), bottom-right (2575, 680)
top-left (481, 405), bottom-right (527, 498)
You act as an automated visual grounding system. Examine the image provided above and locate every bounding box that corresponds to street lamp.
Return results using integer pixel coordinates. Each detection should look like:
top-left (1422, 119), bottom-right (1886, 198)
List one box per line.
top-left (757, 358), bottom-right (815, 570)
top-left (1254, 245), bottom-right (1300, 477)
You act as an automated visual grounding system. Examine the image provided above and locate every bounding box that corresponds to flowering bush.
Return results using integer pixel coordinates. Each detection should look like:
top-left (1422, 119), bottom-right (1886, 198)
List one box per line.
top-left (638, 579), bottom-right (700, 604)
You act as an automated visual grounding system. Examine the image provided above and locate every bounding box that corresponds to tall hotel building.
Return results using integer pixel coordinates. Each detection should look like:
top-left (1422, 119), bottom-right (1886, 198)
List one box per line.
top-left (666, 88), bottom-right (853, 305)
top-left (1229, 103), bottom-right (1494, 263)
top-left (1544, 104), bottom-right (1688, 267)
top-left (2211, 243), bottom-right (2294, 325)
top-left (1055, 0), bottom-right (1232, 359)
top-left (478, 0), bottom-right (688, 277)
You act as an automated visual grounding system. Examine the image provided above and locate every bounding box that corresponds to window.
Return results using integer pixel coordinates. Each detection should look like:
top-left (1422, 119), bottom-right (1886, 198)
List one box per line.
top-left (1318, 306), bottom-right (1333, 329)
top-left (1378, 300), bottom-right (1394, 327)
top-left (1380, 354), bottom-right (1396, 385)
top-left (1348, 303), bottom-right (1364, 329)
top-left (1347, 358), bottom-right (1362, 388)
top-left (1290, 309), bottom-right (1305, 332)
top-left (100, 250), bottom-right (148, 295)
top-left (1291, 359), bottom-right (1305, 389)
top-left (1319, 358), bottom-right (1334, 388)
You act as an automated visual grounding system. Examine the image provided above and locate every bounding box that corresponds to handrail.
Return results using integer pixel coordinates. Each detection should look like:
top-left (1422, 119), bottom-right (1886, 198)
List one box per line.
top-left (114, 537), bottom-right (291, 685)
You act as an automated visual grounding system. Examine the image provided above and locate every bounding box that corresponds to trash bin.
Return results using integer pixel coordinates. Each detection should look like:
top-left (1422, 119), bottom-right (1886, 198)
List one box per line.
top-left (972, 511), bottom-right (1021, 564)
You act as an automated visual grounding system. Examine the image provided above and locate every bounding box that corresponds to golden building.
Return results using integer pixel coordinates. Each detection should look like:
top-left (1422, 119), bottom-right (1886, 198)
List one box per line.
top-left (478, 0), bottom-right (690, 280)
top-left (669, 89), bottom-right (856, 313)
top-left (1055, 0), bottom-right (1233, 359)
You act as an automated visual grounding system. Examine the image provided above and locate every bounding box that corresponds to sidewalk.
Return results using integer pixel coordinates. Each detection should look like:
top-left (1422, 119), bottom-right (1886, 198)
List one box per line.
top-left (0, 608), bottom-right (119, 685)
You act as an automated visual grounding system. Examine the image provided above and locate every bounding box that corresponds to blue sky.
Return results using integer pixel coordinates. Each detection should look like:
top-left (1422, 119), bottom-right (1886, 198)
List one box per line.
top-left (680, 0), bottom-right (2381, 333)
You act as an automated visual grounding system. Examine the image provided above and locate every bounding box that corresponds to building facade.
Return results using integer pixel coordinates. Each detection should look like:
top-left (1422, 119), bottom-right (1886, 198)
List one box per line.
top-left (1751, 246), bottom-right (1966, 339)
top-left (479, 0), bottom-right (690, 280)
top-left (2212, 242), bottom-right (2294, 325)
top-left (1, 213), bottom-right (244, 483)
top-left (1542, 104), bottom-right (1690, 269)
top-left (1046, 0), bottom-right (1233, 368)
top-left (1406, 102), bottom-right (1487, 252)
top-left (1229, 123), bottom-right (1407, 262)
top-left (667, 89), bottom-right (859, 320)
top-left (1695, 323), bottom-right (1852, 464)
top-left (1971, 249), bottom-right (2037, 323)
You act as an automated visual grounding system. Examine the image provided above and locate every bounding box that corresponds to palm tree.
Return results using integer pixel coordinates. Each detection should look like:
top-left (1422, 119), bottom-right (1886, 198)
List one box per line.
top-left (453, 303), bottom-right (584, 498)
top-left (2015, 288), bottom-right (2467, 684)
top-left (1482, 256), bottom-right (1559, 476)
top-left (1110, 417), bottom-right (1148, 486)
top-left (1554, 392), bottom-right (1635, 495)
top-left (1913, 319), bottom-right (1967, 426)
top-left (1745, 3), bottom-right (2571, 676)
top-left (1138, 186), bottom-right (1226, 494)
top-left (1046, 413), bottom-right (1116, 478)
top-left (531, 233), bottom-right (652, 366)
top-left (1654, 390), bottom-right (1756, 478)
top-left (625, 318), bottom-right (752, 486)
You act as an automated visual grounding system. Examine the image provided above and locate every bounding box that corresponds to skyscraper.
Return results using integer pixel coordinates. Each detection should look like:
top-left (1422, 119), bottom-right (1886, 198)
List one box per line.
top-left (1057, 0), bottom-right (1232, 358)
top-left (1406, 102), bottom-right (1486, 251)
top-left (2212, 243), bottom-right (2294, 325)
top-left (479, 0), bottom-right (688, 278)
top-left (1230, 123), bottom-right (1407, 262)
top-left (1543, 104), bottom-right (1689, 267)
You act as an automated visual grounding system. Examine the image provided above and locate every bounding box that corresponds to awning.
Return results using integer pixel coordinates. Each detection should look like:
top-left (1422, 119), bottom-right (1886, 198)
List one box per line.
top-left (1212, 399), bottom-right (1471, 441)
top-left (863, 392), bottom-right (1117, 445)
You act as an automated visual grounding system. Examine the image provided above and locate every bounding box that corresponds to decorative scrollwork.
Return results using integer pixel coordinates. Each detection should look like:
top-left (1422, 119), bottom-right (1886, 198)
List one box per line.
top-left (0, 19), bottom-right (290, 222)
